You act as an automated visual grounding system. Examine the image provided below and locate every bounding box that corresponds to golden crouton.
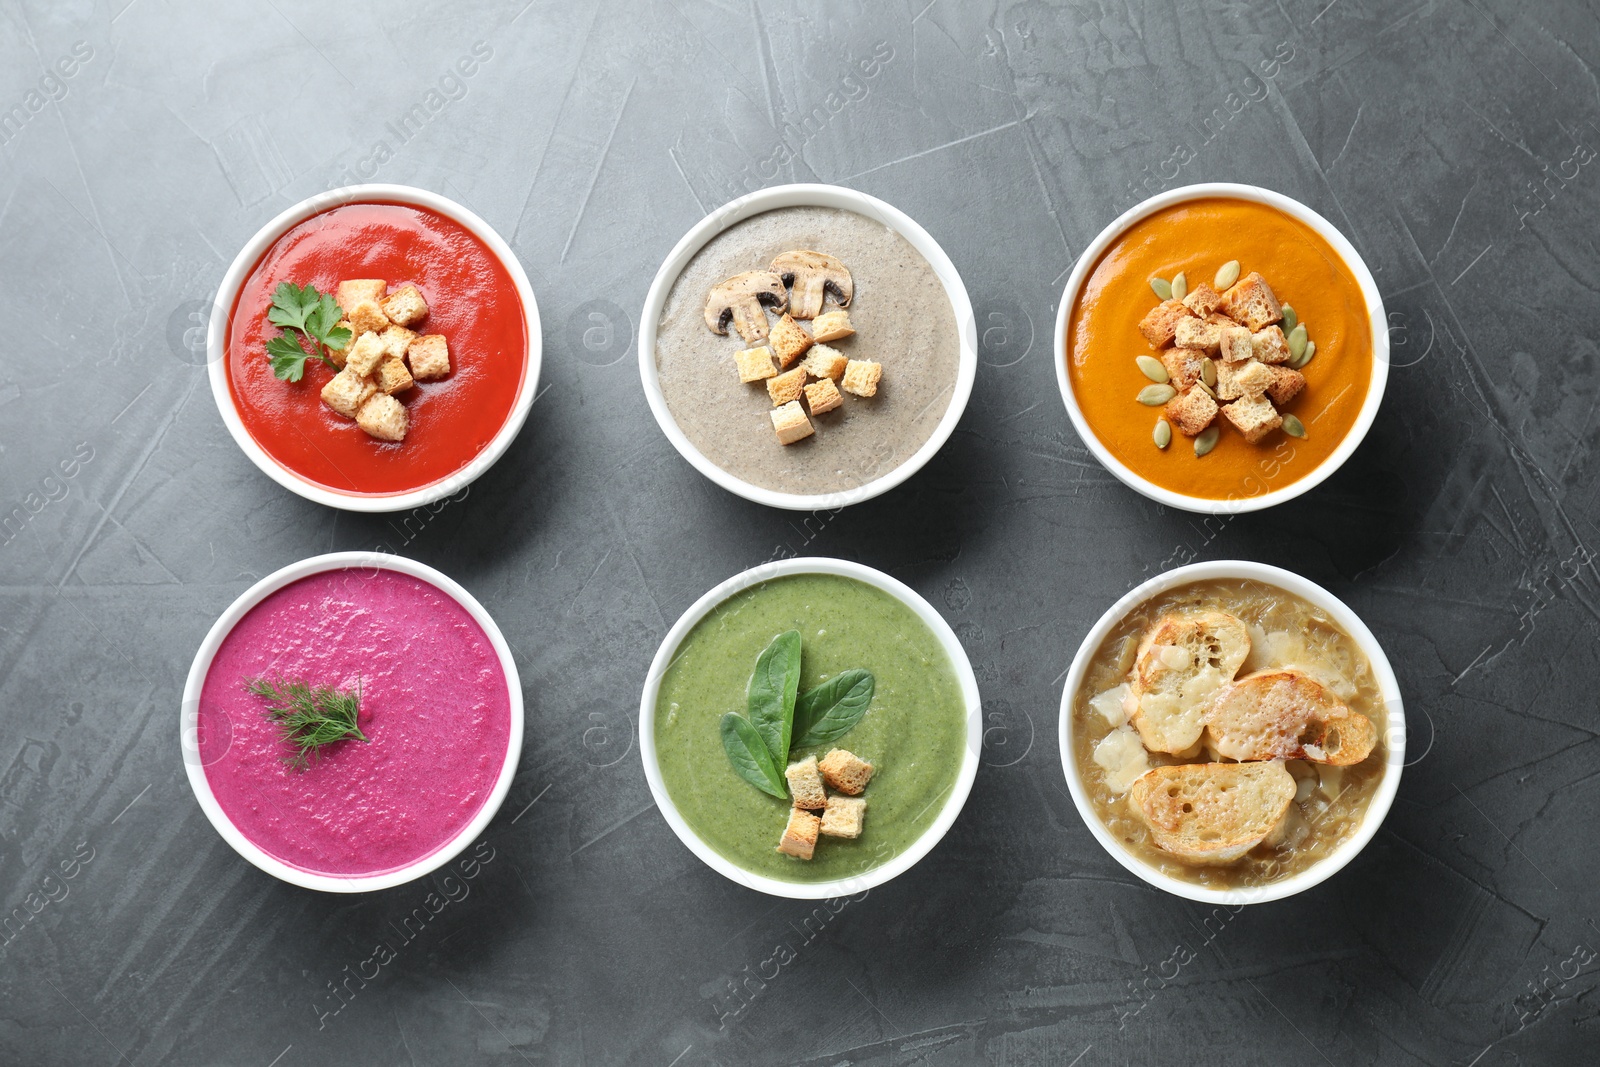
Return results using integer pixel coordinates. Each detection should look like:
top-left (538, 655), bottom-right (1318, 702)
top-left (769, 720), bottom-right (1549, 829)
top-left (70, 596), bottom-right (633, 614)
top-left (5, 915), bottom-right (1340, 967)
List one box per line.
top-left (818, 749), bottom-right (874, 795)
top-left (329, 320), bottom-right (355, 367)
top-left (1221, 272), bottom-right (1283, 331)
top-left (785, 756), bottom-right (827, 810)
top-left (1218, 326), bottom-right (1254, 364)
top-left (840, 360), bottom-right (882, 398)
top-left (804, 377), bottom-right (843, 415)
top-left (344, 332), bottom-right (386, 377)
top-left (336, 280), bottom-right (386, 315)
top-left (1160, 347), bottom-right (1210, 391)
top-left (735, 346), bottom-right (777, 382)
top-left (802, 344), bottom-right (849, 380)
top-left (1137, 299), bottom-right (1195, 348)
top-left (320, 367), bottom-right (376, 419)
top-left (407, 334), bottom-right (450, 381)
top-left (1174, 317), bottom-right (1224, 355)
top-left (1223, 393), bottom-right (1282, 443)
top-left (810, 310), bottom-right (855, 343)
top-left (1216, 358), bottom-right (1273, 401)
top-left (770, 401), bottom-right (813, 445)
top-left (1165, 384), bottom-right (1219, 436)
top-left (767, 366), bottom-right (808, 406)
top-left (347, 299), bottom-right (390, 336)
top-left (777, 807), bottom-right (821, 860)
top-left (379, 324), bottom-right (418, 361)
top-left (1264, 364), bottom-right (1306, 406)
top-left (381, 284), bottom-right (428, 328)
top-left (375, 354), bottom-right (414, 395)
top-left (820, 795), bottom-right (867, 839)
top-left (769, 313), bottom-right (813, 367)
top-left (1250, 325), bottom-right (1292, 365)
top-left (356, 392), bottom-right (408, 442)
top-left (1206, 312), bottom-right (1240, 328)
top-left (1180, 282), bottom-right (1225, 318)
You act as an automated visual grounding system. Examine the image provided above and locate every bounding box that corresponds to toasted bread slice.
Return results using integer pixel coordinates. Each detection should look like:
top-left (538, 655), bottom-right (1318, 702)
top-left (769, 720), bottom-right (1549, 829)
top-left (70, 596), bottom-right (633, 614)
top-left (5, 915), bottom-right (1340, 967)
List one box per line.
top-left (1205, 668), bottom-right (1377, 765)
top-left (1129, 761), bottom-right (1295, 865)
top-left (1125, 610), bottom-right (1250, 754)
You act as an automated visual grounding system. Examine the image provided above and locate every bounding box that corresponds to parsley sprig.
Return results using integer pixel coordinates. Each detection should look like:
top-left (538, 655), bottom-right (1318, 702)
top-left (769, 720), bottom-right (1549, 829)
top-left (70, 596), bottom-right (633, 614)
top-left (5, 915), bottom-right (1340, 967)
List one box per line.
top-left (264, 282), bottom-right (353, 382)
top-left (245, 675), bottom-right (370, 771)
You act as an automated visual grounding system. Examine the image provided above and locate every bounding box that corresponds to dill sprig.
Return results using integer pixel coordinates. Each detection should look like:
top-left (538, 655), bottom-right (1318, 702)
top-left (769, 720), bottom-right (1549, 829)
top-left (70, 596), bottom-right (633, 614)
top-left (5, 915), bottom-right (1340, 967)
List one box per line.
top-left (244, 675), bottom-right (369, 771)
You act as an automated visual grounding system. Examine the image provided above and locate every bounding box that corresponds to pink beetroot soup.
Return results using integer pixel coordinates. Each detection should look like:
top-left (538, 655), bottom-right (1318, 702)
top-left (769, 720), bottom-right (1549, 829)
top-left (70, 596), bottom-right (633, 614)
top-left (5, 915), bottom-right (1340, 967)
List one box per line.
top-left (198, 568), bottom-right (511, 877)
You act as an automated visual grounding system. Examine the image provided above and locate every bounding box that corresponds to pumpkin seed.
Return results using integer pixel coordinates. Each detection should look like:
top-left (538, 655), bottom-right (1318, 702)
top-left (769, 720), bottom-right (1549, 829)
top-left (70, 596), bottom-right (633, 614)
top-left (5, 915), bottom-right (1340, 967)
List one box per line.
top-left (1282, 414), bottom-right (1306, 438)
top-left (1150, 277), bottom-right (1172, 300)
top-left (1280, 304), bottom-right (1298, 334)
top-left (1300, 340), bottom-right (1316, 367)
top-left (1196, 377), bottom-right (1217, 399)
top-left (1171, 271), bottom-right (1188, 302)
top-left (1287, 323), bottom-right (1308, 360)
top-left (1136, 355), bottom-right (1169, 383)
top-left (1201, 358), bottom-right (1217, 388)
top-left (1194, 426), bottom-right (1220, 457)
top-left (1137, 383), bottom-right (1177, 405)
top-left (1154, 418), bottom-right (1172, 449)
top-left (1214, 260), bottom-right (1241, 290)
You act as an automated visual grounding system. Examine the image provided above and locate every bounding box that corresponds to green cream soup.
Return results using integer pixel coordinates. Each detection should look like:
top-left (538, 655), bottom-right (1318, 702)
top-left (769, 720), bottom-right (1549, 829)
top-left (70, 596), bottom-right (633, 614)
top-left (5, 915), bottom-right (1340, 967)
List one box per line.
top-left (654, 573), bottom-right (969, 883)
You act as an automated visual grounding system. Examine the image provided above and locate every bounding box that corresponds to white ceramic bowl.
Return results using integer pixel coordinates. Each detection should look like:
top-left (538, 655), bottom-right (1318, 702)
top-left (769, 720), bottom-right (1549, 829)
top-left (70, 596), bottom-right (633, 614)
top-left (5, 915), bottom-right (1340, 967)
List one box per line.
top-left (639, 557), bottom-right (982, 898)
top-left (639, 183), bottom-right (978, 511)
top-left (206, 184), bottom-right (543, 513)
top-left (180, 551), bottom-right (524, 893)
top-left (1057, 560), bottom-right (1405, 905)
top-left (1052, 183), bottom-right (1388, 514)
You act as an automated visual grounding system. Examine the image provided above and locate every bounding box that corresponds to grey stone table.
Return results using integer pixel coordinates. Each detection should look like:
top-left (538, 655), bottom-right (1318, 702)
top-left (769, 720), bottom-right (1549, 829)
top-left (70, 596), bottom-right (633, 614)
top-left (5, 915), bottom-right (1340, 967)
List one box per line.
top-left (2, 1), bottom-right (1597, 1063)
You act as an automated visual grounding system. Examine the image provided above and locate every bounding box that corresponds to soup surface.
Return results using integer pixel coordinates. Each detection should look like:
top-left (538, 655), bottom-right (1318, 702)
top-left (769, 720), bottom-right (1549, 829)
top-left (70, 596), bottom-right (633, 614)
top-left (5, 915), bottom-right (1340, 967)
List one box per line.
top-left (1071, 579), bottom-right (1388, 889)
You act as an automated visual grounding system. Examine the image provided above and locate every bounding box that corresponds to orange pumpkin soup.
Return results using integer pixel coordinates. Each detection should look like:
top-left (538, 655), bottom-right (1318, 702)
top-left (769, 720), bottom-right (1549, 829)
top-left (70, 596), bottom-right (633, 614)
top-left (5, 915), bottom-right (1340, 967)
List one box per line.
top-left (1066, 197), bottom-right (1372, 502)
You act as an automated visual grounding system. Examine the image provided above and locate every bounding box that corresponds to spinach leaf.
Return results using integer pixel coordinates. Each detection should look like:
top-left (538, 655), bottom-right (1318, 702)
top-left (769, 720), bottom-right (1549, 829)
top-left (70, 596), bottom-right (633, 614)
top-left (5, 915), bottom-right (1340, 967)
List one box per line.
top-left (719, 712), bottom-right (787, 799)
top-left (792, 669), bottom-right (875, 748)
top-left (746, 630), bottom-right (801, 766)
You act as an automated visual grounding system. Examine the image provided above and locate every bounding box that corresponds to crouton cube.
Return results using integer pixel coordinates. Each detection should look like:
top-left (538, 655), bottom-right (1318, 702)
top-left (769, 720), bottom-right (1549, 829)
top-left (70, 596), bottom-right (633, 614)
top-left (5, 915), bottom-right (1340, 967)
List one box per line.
top-left (811, 310), bottom-right (855, 343)
top-left (840, 360), bottom-right (882, 398)
top-left (818, 749), bottom-right (874, 795)
top-left (1263, 364), bottom-right (1306, 406)
top-left (328, 320), bottom-right (355, 367)
top-left (785, 756), bottom-right (827, 810)
top-left (1223, 393), bottom-right (1283, 443)
top-left (380, 284), bottom-right (428, 328)
top-left (1216, 358), bottom-right (1273, 401)
top-left (1165, 384), bottom-right (1219, 437)
top-left (347, 300), bottom-right (390, 336)
top-left (801, 344), bottom-right (849, 380)
top-left (344, 331), bottom-right (386, 377)
top-left (1218, 326), bottom-right (1254, 364)
top-left (1221, 272), bottom-right (1283, 331)
top-left (356, 392), bottom-right (408, 442)
top-left (777, 807), bottom-right (821, 860)
top-left (767, 366), bottom-right (808, 406)
top-left (1160, 347), bottom-right (1210, 392)
top-left (1137, 299), bottom-right (1196, 348)
top-left (769, 313), bottom-right (813, 367)
top-left (320, 367), bottom-right (377, 419)
top-left (1250, 325), bottom-right (1292, 365)
top-left (336, 280), bottom-right (386, 315)
top-left (735, 346), bottom-right (777, 382)
top-left (1181, 282), bottom-right (1225, 318)
top-left (407, 334), bottom-right (450, 381)
top-left (770, 401), bottom-right (813, 445)
top-left (1174, 317), bottom-right (1224, 355)
top-left (375, 354), bottom-right (414, 395)
top-left (1206, 312), bottom-right (1240, 328)
top-left (804, 377), bottom-right (843, 415)
top-left (379, 324), bottom-right (418, 362)
top-left (820, 795), bottom-right (867, 838)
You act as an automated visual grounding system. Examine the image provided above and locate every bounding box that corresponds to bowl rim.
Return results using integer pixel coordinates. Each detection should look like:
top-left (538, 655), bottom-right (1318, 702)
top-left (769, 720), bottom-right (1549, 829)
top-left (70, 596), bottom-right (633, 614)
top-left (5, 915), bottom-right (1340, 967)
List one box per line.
top-left (1051, 182), bottom-right (1389, 515)
top-left (179, 551), bottom-right (524, 893)
top-left (205, 183), bottom-right (544, 514)
top-left (638, 182), bottom-right (978, 512)
top-left (638, 556), bottom-right (982, 898)
top-left (1056, 559), bottom-right (1406, 905)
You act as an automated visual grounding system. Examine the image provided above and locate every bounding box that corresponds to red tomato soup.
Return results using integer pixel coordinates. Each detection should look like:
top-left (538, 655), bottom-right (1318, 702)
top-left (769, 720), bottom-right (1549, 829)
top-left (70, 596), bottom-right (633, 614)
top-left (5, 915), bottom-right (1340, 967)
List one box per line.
top-left (226, 202), bottom-right (528, 496)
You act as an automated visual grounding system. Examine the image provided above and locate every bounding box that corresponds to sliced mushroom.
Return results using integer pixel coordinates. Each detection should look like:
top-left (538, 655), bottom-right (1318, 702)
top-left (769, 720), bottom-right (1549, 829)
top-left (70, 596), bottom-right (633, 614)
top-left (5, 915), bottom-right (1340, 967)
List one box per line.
top-left (704, 271), bottom-right (787, 343)
top-left (771, 250), bottom-right (853, 320)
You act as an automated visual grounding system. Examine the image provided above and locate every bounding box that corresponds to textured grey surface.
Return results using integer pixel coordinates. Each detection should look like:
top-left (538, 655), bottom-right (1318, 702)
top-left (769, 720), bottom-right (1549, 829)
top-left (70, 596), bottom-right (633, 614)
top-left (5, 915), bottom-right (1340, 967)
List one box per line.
top-left (1, 0), bottom-right (1597, 1064)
